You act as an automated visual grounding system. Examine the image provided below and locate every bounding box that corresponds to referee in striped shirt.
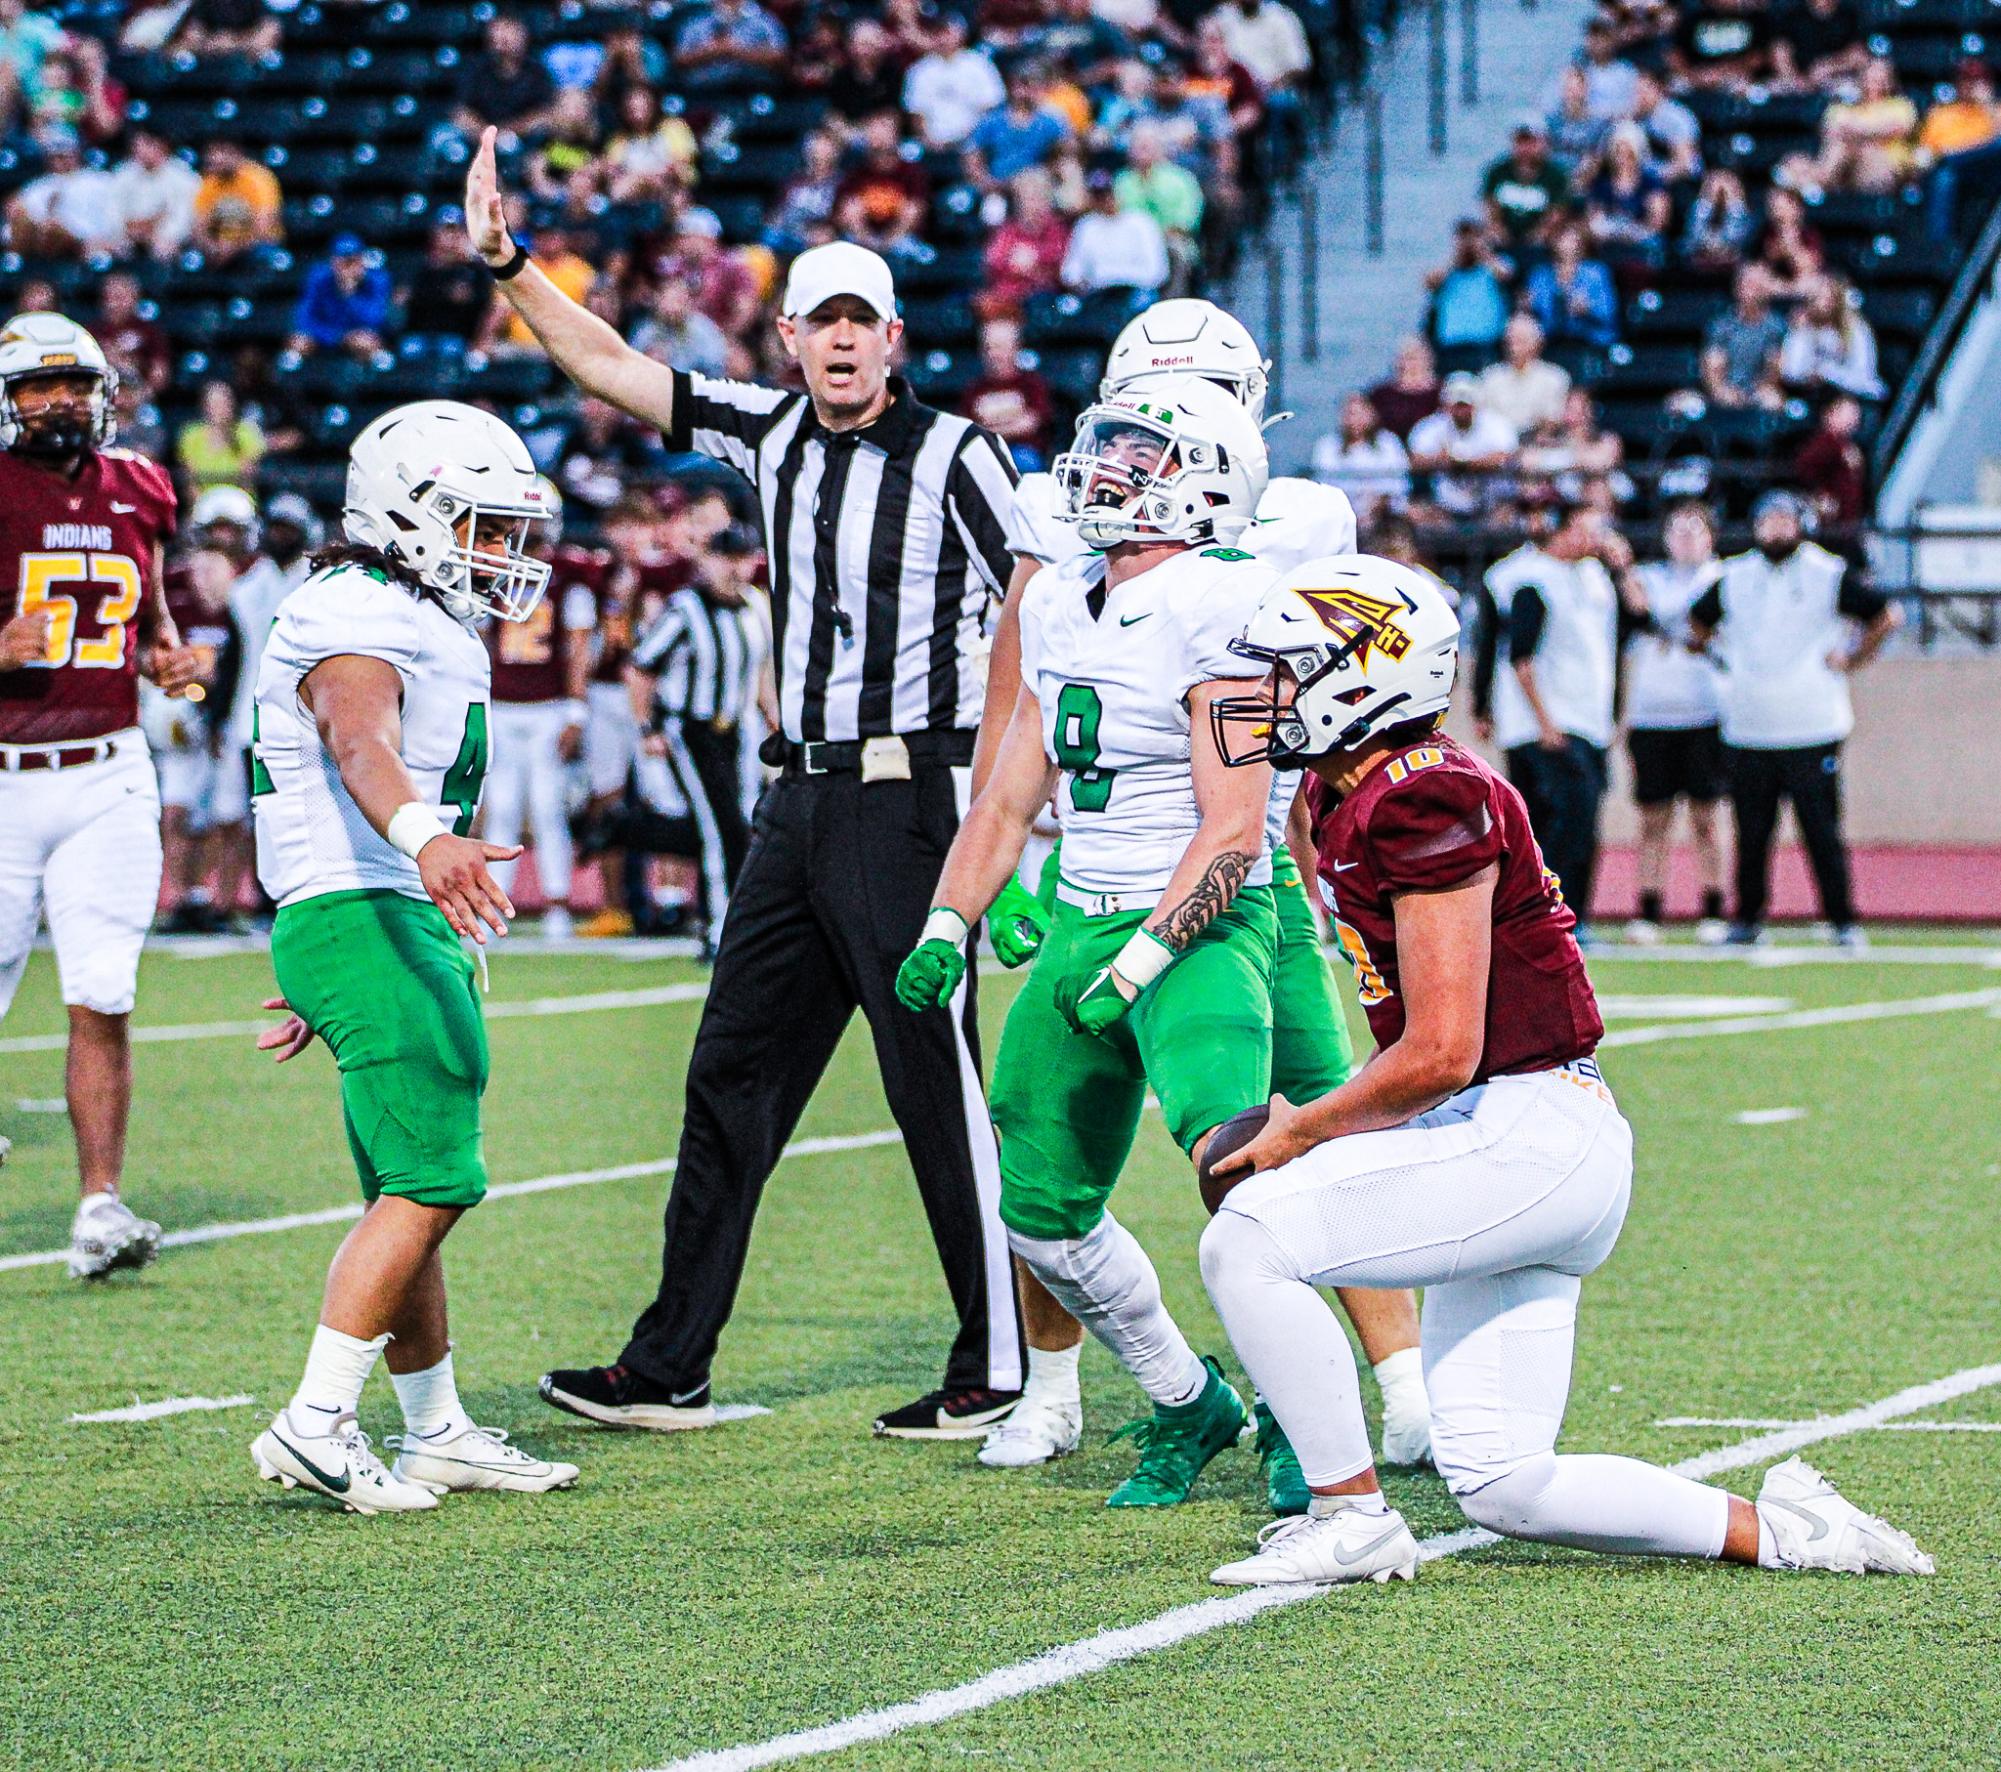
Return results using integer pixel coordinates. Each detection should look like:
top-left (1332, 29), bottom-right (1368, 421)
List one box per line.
top-left (466, 132), bottom-right (1028, 1438)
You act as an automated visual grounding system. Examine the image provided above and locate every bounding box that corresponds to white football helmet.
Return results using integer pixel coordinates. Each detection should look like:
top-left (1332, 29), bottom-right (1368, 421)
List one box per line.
top-left (191, 484), bottom-right (260, 550)
top-left (343, 401), bottom-right (553, 623)
top-left (1050, 376), bottom-right (1268, 550)
top-left (0, 313), bottom-right (116, 455)
top-left (1211, 554), bottom-right (1461, 769)
top-left (1101, 299), bottom-right (1270, 426)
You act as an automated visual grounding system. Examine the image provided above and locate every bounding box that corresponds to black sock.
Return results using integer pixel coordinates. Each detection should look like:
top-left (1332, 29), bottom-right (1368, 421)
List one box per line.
top-left (1701, 888), bottom-right (1725, 921)
top-left (1639, 891), bottom-right (1663, 924)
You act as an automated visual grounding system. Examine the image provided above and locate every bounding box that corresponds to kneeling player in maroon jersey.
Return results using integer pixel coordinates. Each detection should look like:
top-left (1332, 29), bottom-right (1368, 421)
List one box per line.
top-left (1195, 553), bottom-right (1932, 1587)
top-left (0, 313), bottom-right (197, 1277)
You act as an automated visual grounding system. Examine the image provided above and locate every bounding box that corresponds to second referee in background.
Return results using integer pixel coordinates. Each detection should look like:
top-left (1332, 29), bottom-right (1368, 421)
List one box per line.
top-left (465, 131), bottom-right (1028, 1437)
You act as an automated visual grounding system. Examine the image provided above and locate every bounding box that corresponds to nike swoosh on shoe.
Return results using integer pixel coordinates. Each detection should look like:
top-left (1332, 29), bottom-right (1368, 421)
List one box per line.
top-left (1333, 1521), bottom-right (1411, 1568)
top-left (1763, 1496), bottom-right (1831, 1543)
top-left (272, 1429), bottom-right (351, 1494)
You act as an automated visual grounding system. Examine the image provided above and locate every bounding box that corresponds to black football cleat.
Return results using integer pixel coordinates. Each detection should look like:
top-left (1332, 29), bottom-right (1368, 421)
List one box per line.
top-left (538, 1363), bottom-right (718, 1431)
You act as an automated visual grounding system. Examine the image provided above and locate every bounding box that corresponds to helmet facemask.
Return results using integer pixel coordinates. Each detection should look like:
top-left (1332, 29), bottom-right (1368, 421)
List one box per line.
top-left (2, 366), bottom-right (114, 459)
top-left (1210, 634), bottom-right (1387, 770)
top-left (1051, 401), bottom-right (1244, 549)
top-left (427, 489), bottom-right (552, 623)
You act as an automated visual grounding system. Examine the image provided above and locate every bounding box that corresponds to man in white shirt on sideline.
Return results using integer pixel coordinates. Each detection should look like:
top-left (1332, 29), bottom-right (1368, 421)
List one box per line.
top-left (902, 14), bottom-right (1005, 150)
top-left (1689, 492), bottom-right (1897, 950)
top-left (1478, 315), bottom-right (1570, 438)
top-left (1409, 372), bottom-right (1517, 520)
top-left (1061, 168), bottom-right (1169, 296)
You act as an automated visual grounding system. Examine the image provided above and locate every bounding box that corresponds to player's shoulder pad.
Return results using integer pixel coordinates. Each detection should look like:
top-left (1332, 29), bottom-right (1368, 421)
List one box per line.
top-left (104, 446), bottom-right (178, 509)
top-left (1362, 746), bottom-right (1501, 887)
top-left (281, 562), bottom-right (421, 639)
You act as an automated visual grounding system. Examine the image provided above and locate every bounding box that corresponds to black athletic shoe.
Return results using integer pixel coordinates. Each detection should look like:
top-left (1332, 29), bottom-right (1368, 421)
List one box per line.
top-left (872, 1386), bottom-right (1023, 1440)
top-left (538, 1363), bottom-right (718, 1431)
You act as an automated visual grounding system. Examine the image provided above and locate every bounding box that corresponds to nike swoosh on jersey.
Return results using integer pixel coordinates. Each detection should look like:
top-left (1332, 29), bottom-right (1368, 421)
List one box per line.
top-left (110, 501), bottom-right (137, 513)
top-left (1118, 613), bottom-right (1152, 627)
top-left (1331, 859), bottom-right (1359, 872)
top-left (271, 1428), bottom-right (352, 1494)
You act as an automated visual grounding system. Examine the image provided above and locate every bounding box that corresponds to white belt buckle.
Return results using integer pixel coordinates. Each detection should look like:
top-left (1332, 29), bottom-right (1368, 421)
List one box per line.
top-left (1086, 890), bottom-right (1120, 917)
top-left (860, 735), bottom-right (912, 784)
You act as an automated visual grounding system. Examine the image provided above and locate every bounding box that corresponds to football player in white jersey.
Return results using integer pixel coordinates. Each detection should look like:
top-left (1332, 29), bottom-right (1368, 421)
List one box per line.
top-left (968, 299), bottom-right (1432, 1490)
top-left (248, 402), bottom-right (579, 1513)
top-left (899, 377), bottom-right (1289, 1507)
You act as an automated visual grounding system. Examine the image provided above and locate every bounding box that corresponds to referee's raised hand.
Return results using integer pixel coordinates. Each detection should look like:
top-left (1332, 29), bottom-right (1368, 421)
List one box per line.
top-left (465, 127), bottom-right (513, 268)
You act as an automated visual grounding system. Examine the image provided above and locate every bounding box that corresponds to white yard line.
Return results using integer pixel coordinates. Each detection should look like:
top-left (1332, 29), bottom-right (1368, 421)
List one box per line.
top-left (1599, 986), bottom-right (2001, 1049)
top-left (69, 1393), bottom-right (256, 1424)
top-left (1734, 1108), bottom-right (1808, 1126)
top-left (646, 1361), bottom-right (2001, 1772)
top-left (0, 1129), bottom-right (905, 1274)
top-left (1660, 1415), bottom-right (2001, 1434)
top-left (15, 1098), bottom-right (65, 1113)
top-left (0, 983), bottom-right (713, 1055)
top-left (1596, 995), bottom-right (1793, 1019)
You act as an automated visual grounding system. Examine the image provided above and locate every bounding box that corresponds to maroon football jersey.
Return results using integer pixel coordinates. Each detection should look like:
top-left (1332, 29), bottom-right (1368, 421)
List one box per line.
top-left (488, 543), bottom-right (608, 704)
top-left (607, 549), bottom-right (694, 685)
top-left (1311, 734), bottom-right (1603, 1082)
top-left (0, 446), bottom-right (178, 744)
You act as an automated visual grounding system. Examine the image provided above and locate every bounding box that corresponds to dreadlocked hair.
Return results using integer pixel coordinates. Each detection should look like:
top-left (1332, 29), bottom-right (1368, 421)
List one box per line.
top-left (309, 540), bottom-right (430, 596)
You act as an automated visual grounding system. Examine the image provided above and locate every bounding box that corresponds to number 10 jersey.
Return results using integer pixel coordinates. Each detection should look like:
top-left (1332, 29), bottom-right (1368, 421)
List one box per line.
top-left (253, 563), bottom-right (492, 908)
top-left (1016, 545), bottom-right (1278, 901)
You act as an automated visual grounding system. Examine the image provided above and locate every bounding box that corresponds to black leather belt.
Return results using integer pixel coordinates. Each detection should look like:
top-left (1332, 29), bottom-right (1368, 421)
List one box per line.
top-left (768, 730), bottom-right (976, 778)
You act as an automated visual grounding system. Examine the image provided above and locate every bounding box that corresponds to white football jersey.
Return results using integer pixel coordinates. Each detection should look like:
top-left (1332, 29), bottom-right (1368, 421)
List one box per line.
top-left (252, 563), bottom-right (493, 908)
top-left (1005, 473), bottom-right (1356, 570)
top-left (1018, 545), bottom-right (1278, 899)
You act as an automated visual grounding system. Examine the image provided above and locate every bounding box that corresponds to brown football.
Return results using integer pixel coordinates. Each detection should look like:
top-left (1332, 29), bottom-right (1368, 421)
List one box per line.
top-left (1197, 1105), bottom-right (1270, 1215)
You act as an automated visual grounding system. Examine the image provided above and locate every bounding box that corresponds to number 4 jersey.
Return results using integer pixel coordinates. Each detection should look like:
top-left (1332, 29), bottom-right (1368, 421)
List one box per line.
top-left (252, 563), bottom-right (491, 908)
top-left (1017, 545), bottom-right (1279, 900)
top-left (0, 445), bottom-right (177, 745)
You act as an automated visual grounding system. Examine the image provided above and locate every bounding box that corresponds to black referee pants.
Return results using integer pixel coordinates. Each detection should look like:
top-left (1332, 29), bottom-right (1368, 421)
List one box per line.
top-left (619, 762), bottom-right (1023, 1396)
top-left (659, 718), bottom-right (751, 926)
top-left (1728, 742), bottom-right (1854, 928)
top-left (1506, 737), bottom-right (1608, 925)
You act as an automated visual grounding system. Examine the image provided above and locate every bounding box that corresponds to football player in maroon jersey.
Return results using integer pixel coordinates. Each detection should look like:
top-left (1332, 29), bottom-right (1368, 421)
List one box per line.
top-left (0, 312), bottom-right (199, 1279)
top-left (1194, 553), bottom-right (1932, 1586)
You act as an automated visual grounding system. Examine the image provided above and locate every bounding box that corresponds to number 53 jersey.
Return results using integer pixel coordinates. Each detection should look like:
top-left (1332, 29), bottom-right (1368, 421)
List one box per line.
top-left (1017, 545), bottom-right (1278, 900)
top-left (253, 563), bottom-right (492, 908)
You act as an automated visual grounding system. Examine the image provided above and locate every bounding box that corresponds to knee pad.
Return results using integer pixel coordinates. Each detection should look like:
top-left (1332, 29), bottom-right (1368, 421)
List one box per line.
top-left (1449, 1451), bottom-right (1559, 1538)
top-left (1198, 1207), bottom-right (1299, 1294)
top-left (1008, 1213), bottom-right (1157, 1311)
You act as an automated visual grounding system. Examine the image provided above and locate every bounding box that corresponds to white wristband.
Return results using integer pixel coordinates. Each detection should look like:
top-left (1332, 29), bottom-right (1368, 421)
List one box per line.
top-left (920, 907), bottom-right (970, 946)
top-left (1111, 927), bottom-right (1175, 994)
top-left (386, 802), bottom-right (449, 862)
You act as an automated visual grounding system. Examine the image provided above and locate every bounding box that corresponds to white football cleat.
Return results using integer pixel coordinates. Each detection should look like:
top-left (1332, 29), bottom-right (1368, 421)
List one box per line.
top-left (1210, 1503), bottom-right (1421, 1587)
top-left (977, 1393), bottom-right (1083, 1467)
top-left (388, 1423), bottom-right (580, 1494)
top-left (251, 1410), bottom-right (441, 1514)
top-left (1695, 917), bottom-right (1730, 946)
top-left (1623, 918), bottom-right (1663, 947)
top-left (1756, 1456), bottom-right (1934, 1575)
top-left (67, 1192), bottom-right (161, 1280)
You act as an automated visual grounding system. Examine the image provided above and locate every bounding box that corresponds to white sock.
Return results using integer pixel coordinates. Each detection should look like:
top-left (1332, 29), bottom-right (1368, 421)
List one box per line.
top-left (1309, 1490), bottom-right (1390, 1518)
top-left (391, 1349), bottom-right (469, 1441)
top-left (1021, 1342), bottom-right (1082, 1407)
top-left (1374, 1346), bottom-right (1427, 1417)
top-left (289, 1326), bottom-right (387, 1431)
top-left (1755, 1508), bottom-right (1783, 1569)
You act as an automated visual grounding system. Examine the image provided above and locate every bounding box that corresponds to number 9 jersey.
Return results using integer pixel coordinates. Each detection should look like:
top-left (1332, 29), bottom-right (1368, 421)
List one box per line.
top-left (252, 562), bottom-right (492, 908)
top-left (0, 445), bottom-right (176, 745)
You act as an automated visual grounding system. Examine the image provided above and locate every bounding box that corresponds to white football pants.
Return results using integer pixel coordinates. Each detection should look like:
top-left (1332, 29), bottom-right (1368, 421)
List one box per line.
top-left (0, 732), bottom-right (162, 1019)
top-left (484, 701), bottom-right (574, 902)
top-left (1201, 1063), bottom-right (1731, 1560)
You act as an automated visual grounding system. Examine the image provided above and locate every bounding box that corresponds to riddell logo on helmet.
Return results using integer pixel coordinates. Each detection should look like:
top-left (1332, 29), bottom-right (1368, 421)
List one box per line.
top-left (1150, 353), bottom-right (1197, 366)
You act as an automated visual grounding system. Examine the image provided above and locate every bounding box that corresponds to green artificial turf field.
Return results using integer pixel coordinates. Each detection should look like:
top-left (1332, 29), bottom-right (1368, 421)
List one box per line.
top-left (2, 935), bottom-right (1997, 1770)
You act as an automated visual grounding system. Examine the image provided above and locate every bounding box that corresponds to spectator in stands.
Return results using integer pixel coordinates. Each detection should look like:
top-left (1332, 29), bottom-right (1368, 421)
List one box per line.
top-left (1793, 392), bottom-right (1867, 528)
top-left (592, 24), bottom-right (672, 125)
top-left (96, 271), bottom-right (170, 399)
top-left (484, 225), bottom-right (598, 354)
top-left (965, 61), bottom-right (1072, 195)
top-left (1753, 185), bottom-right (1826, 298)
top-left (289, 233), bottom-right (392, 360)
top-left (1769, 0), bottom-right (1868, 93)
top-left (1480, 315), bottom-right (1571, 436)
top-left (1482, 121), bottom-right (1571, 258)
top-left (631, 272), bottom-right (731, 377)
top-left (673, 0), bottom-right (788, 95)
top-left (559, 396), bottom-right (663, 514)
top-left (403, 216), bottom-right (489, 348)
top-left (1586, 123), bottom-right (1672, 270)
top-left (10, 275), bottom-right (54, 311)
top-left (1310, 392), bottom-right (1411, 520)
top-left (1790, 55), bottom-right (1918, 194)
top-left (650, 208), bottom-right (759, 340)
top-left (824, 19), bottom-right (906, 132)
top-left (191, 137), bottom-right (281, 263)
top-left (1409, 371), bottom-right (1518, 520)
top-left (963, 314), bottom-right (1055, 469)
top-left (1062, 164), bottom-right (1168, 295)
top-left (1426, 218), bottom-right (1511, 370)
top-left (1118, 122), bottom-right (1204, 290)
top-left (176, 378), bottom-right (264, 495)
top-left (111, 370), bottom-right (166, 460)
top-left (34, 38), bottom-right (124, 147)
top-left (1545, 65), bottom-right (1608, 176)
top-left (1701, 265), bottom-right (1788, 409)
top-left (1780, 273), bottom-right (1884, 400)
top-left (171, 0), bottom-right (281, 59)
top-left (1670, 0), bottom-right (1777, 91)
top-left (1519, 388), bottom-right (1631, 507)
top-left (903, 13), bottom-right (1005, 150)
top-left (838, 174), bottom-right (928, 265)
top-left (1526, 221), bottom-right (1621, 349)
top-left (0, 0), bottom-right (63, 134)
top-left (982, 165), bottom-right (1071, 314)
top-left (4, 125), bottom-right (121, 258)
top-left (1573, 18), bottom-right (1640, 122)
top-left (452, 15), bottom-right (556, 147)
top-left (525, 87), bottom-right (603, 209)
top-left (765, 129), bottom-right (844, 257)
top-left (1682, 166), bottom-right (1756, 268)
top-left (1368, 335), bottom-right (1441, 441)
top-left (1207, 0), bottom-right (1312, 175)
top-left (834, 111), bottom-right (931, 256)
top-left (1187, 16), bottom-right (1265, 154)
top-left (1919, 57), bottom-right (2001, 239)
top-left (1631, 70), bottom-right (1703, 185)
top-left (882, 0), bottom-right (940, 66)
top-left (109, 127), bottom-right (198, 260)
top-left (232, 343), bottom-right (306, 456)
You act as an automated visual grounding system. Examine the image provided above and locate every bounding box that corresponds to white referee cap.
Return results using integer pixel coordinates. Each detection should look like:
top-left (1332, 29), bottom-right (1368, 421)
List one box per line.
top-left (782, 241), bottom-right (898, 322)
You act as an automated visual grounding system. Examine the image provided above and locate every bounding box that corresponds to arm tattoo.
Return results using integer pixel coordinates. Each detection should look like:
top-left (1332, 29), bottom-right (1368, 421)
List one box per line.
top-left (1153, 849), bottom-right (1256, 952)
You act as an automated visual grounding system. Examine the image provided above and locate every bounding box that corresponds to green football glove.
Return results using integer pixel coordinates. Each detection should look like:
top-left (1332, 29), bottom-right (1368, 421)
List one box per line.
top-left (896, 908), bottom-right (970, 1011)
top-left (987, 873), bottom-right (1051, 969)
top-left (1056, 928), bottom-right (1176, 1036)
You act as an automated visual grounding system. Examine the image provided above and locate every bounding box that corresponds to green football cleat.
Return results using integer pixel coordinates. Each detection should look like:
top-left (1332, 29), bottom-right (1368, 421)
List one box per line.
top-left (1254, 1399), bottom-right (1311, 1517)
top-left (1104, 1356), bottom-right (1249, 1508)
